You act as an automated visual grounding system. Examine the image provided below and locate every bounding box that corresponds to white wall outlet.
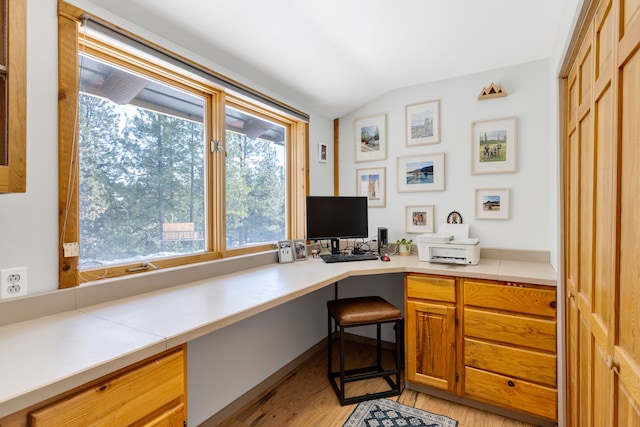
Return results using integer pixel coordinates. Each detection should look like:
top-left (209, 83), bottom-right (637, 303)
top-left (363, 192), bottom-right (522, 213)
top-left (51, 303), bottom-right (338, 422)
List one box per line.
top-left (0, 267), bottom-right (27, 299)
top-left (63, 242), bottom-right (80, 257)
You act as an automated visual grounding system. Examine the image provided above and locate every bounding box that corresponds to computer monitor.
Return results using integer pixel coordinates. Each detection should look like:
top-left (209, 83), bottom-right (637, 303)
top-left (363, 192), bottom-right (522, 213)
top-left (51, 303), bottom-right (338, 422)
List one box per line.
top-left (306, 196), bottom-right (369, 254)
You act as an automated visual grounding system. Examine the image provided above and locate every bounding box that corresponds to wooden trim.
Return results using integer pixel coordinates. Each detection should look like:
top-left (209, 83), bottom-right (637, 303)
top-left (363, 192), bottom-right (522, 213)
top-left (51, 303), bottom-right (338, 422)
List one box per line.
top-left (333, 118), bottom-right (339, 195)
top-left (57, 12), bottom-right (80, 288)
top-left (0, 0), bottom-right (27, 193)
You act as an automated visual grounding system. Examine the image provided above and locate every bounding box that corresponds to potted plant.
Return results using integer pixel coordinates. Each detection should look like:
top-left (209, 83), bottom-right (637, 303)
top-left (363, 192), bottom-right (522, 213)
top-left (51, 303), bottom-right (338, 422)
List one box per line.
top-left (396, 238), bottom-right (413, 256)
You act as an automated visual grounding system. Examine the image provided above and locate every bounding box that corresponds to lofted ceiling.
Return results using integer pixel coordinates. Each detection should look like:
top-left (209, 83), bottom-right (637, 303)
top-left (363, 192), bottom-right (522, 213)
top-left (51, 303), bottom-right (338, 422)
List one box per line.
top-left (85, 0), bottom-right (565, 118)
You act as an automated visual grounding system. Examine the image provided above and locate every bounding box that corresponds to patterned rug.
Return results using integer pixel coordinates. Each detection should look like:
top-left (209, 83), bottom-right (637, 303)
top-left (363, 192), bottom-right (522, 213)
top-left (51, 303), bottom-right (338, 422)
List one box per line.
top-left (342, 398), bottom-right (459, 427)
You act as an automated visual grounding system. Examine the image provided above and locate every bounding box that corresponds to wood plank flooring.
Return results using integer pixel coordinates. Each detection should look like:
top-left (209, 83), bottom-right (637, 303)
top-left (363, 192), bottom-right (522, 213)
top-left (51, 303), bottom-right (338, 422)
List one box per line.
top-left (217, 340), bottom-right (537, 427)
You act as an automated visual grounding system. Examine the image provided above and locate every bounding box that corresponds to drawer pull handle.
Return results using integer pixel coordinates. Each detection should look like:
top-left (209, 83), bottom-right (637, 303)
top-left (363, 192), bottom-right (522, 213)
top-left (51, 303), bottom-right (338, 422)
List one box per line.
top-left (507, 380), bottom-right (515, 387)
top-left (550, 301), bottom-right (557, 309)
top-left (98, 384), bottom-right (108, 392)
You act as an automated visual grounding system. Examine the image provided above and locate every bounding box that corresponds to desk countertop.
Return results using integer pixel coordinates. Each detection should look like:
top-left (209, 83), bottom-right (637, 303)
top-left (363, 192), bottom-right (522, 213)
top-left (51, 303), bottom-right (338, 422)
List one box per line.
top-left (0, 255), bottom-right (556, 417)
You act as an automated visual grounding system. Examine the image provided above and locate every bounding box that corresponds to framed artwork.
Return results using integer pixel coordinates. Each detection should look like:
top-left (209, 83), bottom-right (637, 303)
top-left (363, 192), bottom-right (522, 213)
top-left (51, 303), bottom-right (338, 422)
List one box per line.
top-left (406, 205), bottom-right (434, 233)
top-left (406, 99), bottom-right (440, 146)
top-left (277, 240), bottom-right (295, 263)
top-left (318, 143), bottom-right (327, 163)
top-left (397, 153), bottom-right (445, 192)
top-left (355, 114), bottom-right (387, 162)
top-left (475, 188), bottom-right (510, 220)
top-left (471, 117), bottom-right (517, 174)
top-left (356, 167), bottom-right (386, 208)
top-left (293, 239), bottom-right (308, 261)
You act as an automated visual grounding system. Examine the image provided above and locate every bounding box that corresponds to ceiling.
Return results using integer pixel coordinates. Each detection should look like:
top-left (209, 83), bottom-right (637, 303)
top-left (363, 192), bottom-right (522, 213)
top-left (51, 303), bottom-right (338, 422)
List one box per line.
top-left (85, 0), bottom-right (566, 118)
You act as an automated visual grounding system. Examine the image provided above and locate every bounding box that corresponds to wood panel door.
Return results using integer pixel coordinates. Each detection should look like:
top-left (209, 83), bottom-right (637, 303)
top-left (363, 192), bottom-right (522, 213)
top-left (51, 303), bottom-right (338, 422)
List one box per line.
top-left (615, 0), bottom-right (640, 423)
top-left (563, 0), bottom-right (640, 425)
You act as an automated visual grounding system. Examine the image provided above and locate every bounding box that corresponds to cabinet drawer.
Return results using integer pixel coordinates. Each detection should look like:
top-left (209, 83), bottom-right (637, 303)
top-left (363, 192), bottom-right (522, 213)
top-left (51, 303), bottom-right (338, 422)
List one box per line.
top-left (464, 308), bottom-right (556, 352)
top-left (464, 366), bottom-right (557, 421)
top-left (464, 338), bottom-right (557, 387)
top-left (29, 348), bottom-right (186, 426)
top-left (406, 274), bottom-right (456, 302)
top-left (464, 280), bottom-right (556, 317)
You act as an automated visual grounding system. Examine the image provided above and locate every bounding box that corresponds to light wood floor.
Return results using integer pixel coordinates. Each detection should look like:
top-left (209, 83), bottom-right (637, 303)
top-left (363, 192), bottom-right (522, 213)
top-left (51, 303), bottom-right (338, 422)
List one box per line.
top-left (218, 340), bottom-right (538, 427)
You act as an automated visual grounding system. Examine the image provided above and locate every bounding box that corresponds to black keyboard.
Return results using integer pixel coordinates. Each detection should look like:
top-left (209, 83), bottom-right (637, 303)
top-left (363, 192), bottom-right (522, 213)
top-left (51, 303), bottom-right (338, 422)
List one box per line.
top-left (321, 253), bottom-right (378, 263)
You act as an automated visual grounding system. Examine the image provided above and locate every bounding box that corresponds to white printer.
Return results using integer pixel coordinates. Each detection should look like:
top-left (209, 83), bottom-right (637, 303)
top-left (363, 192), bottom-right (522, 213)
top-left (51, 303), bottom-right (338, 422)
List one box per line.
top-left (417, 223), bottom-right (480, 265)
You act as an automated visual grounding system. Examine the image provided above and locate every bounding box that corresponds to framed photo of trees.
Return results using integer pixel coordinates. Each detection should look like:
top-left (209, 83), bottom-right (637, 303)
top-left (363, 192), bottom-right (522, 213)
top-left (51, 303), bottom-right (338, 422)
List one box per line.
top-left (354, 114), bottom-right (387, 162)
top-left (471, 117), bottom-right (516, 174)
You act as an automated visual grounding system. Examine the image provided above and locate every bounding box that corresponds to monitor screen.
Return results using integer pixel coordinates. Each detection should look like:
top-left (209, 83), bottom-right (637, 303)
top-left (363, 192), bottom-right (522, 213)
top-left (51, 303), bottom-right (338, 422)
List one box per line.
top-left (306, 196), bottom-right (369, 241)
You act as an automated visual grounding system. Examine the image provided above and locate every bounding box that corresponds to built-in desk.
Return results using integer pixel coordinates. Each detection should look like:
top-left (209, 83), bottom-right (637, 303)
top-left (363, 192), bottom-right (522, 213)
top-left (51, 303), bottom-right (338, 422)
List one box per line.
top-left (0, 253), bottom-right (556, 418)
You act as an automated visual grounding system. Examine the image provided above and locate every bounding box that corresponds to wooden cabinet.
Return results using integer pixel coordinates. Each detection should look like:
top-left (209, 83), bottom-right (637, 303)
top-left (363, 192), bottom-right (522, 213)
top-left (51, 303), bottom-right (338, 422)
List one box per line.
top-left (405, 274), bottom-right (457, 393)
top-left (562, 0), bottom-right (640, 425)
top-left (0, 346), bottom-right (187, 427)
top-left (462, 279), bottom-right (557, 421)
top-left (405, 274), bottom-right (558, 422)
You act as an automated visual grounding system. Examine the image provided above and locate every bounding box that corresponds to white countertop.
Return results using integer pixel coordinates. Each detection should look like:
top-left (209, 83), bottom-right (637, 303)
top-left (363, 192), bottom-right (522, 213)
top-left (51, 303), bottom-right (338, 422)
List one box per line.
top-left (0, 255), bottom-right (556, 417)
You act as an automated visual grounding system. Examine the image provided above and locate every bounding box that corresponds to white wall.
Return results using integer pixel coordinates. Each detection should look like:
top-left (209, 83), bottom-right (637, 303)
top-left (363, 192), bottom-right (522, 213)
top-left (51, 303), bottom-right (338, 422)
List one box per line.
top-left (340, 59), bottom-right (554, 257)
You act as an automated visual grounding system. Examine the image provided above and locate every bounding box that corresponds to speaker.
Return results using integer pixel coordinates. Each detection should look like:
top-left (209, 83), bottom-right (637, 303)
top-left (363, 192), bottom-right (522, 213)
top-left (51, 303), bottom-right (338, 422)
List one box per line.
top-left (377, 227), bottom-right (388, 255)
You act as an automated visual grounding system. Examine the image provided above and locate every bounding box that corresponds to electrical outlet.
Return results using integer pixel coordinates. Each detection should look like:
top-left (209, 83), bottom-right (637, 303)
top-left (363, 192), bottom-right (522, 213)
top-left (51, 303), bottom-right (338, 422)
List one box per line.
top-left (0, 267), bottom-right (27, 299)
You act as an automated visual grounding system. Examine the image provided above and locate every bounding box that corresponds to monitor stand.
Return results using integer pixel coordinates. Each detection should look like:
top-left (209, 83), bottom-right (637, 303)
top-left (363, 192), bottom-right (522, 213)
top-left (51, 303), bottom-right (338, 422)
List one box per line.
top-left (330, 238), bottom-right (341, 255)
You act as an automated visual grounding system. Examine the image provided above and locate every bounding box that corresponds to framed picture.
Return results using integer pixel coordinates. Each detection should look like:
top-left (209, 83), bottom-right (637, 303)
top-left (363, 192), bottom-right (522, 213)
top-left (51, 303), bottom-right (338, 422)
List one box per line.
top-left (277, 240), bottom-right (295, 263)
top-left (355, 114), bottom-right (387, 162)
top-left (397, 153), bottom-right (445, 192)
top-left (318, 143), bottom-right (327, 163)
top-left (406, 99), bottom-right (440, 146)
top-left (356, 167), bottom-right (386, 208)
top-left (406, 205), bottom-right (434, 233)
top-left (475, 188), bottom-right (510, 220)
top-left (471, 117), bottom-right (517, 174)
top-left (293, 240), bottom-right (308, 261)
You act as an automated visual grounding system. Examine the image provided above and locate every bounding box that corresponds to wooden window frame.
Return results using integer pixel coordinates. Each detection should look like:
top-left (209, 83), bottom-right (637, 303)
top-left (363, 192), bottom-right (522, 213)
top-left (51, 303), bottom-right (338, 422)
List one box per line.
top-left (57, 1), bottom-right (308, 288)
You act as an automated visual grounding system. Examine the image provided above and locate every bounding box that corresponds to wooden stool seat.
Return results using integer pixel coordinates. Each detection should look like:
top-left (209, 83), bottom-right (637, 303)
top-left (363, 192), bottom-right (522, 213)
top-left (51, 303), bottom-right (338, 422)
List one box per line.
top-left (327, 295), bottom-right (403, 405)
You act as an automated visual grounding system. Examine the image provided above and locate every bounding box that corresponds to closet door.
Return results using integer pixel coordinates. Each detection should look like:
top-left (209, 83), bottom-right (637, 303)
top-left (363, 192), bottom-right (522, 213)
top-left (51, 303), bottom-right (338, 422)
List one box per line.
top-left (615, 0), bottom-right (640, 424)
top-left (564, 0), bottom-right (640, 425)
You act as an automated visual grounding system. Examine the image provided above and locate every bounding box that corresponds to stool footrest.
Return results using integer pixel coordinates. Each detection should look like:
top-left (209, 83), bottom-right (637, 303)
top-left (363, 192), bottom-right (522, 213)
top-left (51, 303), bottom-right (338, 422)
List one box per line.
top-left (330, 366), bottom-right (399, 383)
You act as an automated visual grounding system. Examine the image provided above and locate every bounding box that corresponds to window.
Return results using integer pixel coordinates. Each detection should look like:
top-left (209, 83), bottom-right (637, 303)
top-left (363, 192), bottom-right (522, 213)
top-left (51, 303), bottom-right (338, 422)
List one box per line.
top-left (58, 2), bottom-right (308, 287)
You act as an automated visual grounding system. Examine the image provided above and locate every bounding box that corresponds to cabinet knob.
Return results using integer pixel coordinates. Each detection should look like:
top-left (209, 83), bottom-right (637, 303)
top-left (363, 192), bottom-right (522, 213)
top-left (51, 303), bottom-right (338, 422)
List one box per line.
top-left (549, 301), bottom-right (557, 309)
top-left (507, 380), bottom-right (515, 387)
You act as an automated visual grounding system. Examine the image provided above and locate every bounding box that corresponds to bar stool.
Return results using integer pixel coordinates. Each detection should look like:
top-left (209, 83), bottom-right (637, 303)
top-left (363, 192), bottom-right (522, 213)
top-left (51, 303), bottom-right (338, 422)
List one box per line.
top-left (327, 296), bottom-right (403, 405)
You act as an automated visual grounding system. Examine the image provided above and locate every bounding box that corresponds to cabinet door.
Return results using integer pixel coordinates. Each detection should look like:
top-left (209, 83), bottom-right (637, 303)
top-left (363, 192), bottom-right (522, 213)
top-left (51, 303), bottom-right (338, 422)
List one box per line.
top-left (405, 299), bottom-right (456, 392)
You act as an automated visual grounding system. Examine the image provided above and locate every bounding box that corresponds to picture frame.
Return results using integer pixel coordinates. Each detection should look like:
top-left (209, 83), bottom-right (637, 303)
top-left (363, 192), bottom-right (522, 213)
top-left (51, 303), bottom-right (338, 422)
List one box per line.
top-left (354, 114), bottom-right (387, 162)
top-left (406, 205), bottom-right (435, 233)
top-left (406, 99), bottom-right (440, 146)
top-left (471, 117), bottom-right (517, 174)
top-left (293, 239), bottom-right (308, 261)
top-left (318, 143), bottom-right (327, 163)
top-left (397, 153), bottom-right (445, 192)
top-left (356, 167), bottom-right (386, 208)
top-left (475, 188), bottom-right (510, 220)
top-left (277, 240), bottom-right (295, 263)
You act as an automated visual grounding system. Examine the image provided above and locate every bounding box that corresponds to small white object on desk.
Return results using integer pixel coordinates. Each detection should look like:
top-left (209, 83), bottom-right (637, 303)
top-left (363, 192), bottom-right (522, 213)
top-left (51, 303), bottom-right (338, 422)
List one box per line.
top-left (417, 223), bottom-right (480, 265)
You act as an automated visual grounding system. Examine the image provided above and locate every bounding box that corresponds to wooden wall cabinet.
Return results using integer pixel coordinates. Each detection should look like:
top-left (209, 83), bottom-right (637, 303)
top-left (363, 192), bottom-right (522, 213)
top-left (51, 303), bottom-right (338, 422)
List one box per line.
top-left (405, 274), bottom-right (558, 422)
top-left (0, 346), bottom-right (187, 427)
top-left (405, 274), bottom-right (457, 392)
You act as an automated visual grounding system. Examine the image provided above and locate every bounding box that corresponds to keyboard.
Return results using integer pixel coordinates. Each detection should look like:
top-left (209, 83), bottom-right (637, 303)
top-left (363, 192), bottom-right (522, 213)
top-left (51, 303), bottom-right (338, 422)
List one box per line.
top-left (320, 253), bottom-right (378, 263)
